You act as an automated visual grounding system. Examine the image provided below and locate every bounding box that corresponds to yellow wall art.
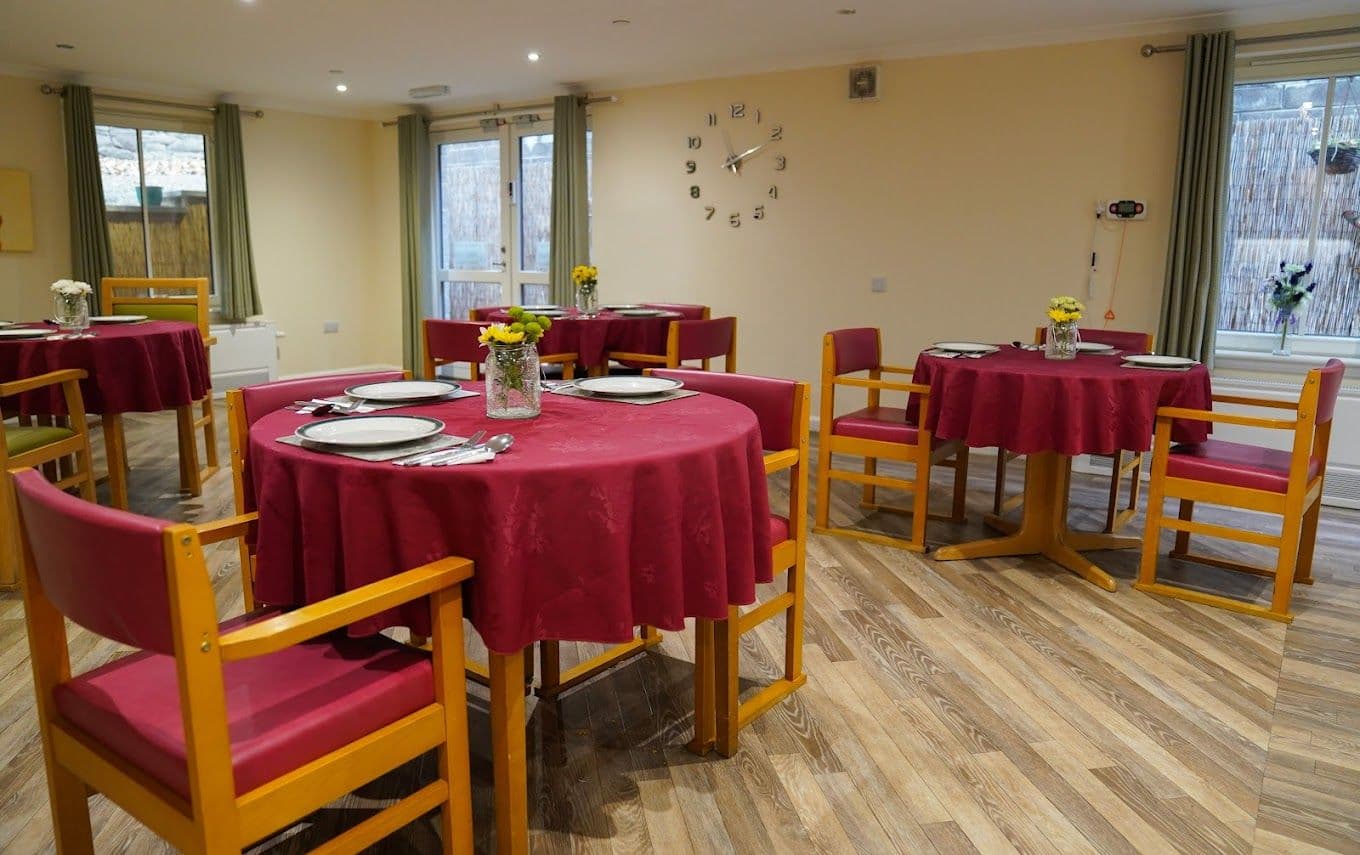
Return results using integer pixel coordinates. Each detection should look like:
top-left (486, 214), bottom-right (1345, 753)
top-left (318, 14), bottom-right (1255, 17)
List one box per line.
top-left (0, 168), bottom-right (35, 252)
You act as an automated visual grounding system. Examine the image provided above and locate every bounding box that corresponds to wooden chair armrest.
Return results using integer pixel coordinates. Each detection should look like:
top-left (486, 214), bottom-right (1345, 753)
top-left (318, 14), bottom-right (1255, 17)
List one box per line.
top-left (540, 352), bottom-right (579, 364)
top-left (764, 448), bottom-right (799, 474)
top-left (834, 377), bottom-right (929, 395)
top-left (1210, 393), bottom-right (1299, 411)
top-left (1156, 406), bottom-right (1297, 430)
top-left (204, 335), bottom-right (218, 347)
top-left (607, 351), bottom-right (666, 364)
top-left (219, 555), bottom-right (474, 661)
top-left (195, 512), bottom-right (258, 546)
top-left (878, 364), bottom-right (915, 376)
top-left (0, 368), bottom-right (87, 398)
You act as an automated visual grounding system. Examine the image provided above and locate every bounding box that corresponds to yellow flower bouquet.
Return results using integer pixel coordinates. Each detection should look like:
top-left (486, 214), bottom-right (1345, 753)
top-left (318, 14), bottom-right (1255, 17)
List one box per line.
top-left (1044, 295), bottom-right (1084, 360)
top-left (570, 263), bottom-right (599, 315)
top-left (480, 306), bottom-right (553, 418)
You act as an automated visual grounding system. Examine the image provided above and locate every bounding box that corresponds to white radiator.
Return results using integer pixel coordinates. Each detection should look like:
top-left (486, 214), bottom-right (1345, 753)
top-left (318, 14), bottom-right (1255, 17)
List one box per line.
top-left (209, 321), bottom-right (279, 392)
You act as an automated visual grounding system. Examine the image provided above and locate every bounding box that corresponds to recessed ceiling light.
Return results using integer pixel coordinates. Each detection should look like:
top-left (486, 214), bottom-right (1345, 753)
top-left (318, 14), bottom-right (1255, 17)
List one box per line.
top-left (335, 83), bottom-right (349, 93)
top-left (527, 51), bottom-right (540, 62)
top-left (836, 8), bottom-right (857, 14)
top-left (612, 18), bottom-right (630, 25)
top-left (55, 43), bottom-right (74, 50)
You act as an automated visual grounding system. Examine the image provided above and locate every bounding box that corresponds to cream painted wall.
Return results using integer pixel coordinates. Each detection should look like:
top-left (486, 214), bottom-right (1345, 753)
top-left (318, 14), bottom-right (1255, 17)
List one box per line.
top-left (240, 110), bottom-right (398, 375)
top-left (364, 122), bottom-right (402, 369)
top-left (591, 37), bottom-right (1185, 410)
top-left (0, 74), bottom-right (71, 321)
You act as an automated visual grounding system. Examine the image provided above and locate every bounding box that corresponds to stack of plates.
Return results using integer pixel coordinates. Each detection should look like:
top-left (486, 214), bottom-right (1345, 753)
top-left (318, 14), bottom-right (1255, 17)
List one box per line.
top-left (344, 379), bottom-right (461, 403)
top-left (296, 415), bottom-right (445, 448)
top-left (573, 376), bottom-right (683, 397)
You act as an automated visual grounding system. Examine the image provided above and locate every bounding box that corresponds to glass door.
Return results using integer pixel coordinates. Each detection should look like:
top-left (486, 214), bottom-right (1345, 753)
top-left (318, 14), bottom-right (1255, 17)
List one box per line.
top-left (434, 116), bottom-right (561, 318)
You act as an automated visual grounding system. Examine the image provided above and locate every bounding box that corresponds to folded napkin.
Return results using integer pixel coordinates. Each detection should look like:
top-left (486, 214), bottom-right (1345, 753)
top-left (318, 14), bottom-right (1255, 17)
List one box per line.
top-left (548, 384), bottom-right (699, 406)
top-left (295, 398), bottom-right (377, 415)
top-left (275, 432), bottom-right (465, 461)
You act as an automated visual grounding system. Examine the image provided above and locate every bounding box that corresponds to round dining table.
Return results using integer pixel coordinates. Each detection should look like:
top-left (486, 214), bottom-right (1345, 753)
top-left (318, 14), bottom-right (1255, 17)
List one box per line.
top-left (909, 345), bottom-right (1212, 590)
top-left (247, 383), bottom-right (773, 851)
top-left (0, 320), bottom-right (211, 508)
top-left (485, 308), bottom-right (682, 371)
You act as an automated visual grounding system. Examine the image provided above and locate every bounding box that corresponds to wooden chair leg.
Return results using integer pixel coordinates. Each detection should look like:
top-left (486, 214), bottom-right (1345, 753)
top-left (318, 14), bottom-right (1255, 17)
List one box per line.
top-left (861, 457), bottom-right (878, 507)
top-left (1172, 499), bottom-right (1194, 555)
top-left (1270, 510), bottom-right (1305, 619)
top-left (909, 453), bottom-right (929, 549)
top-left (0, 475), bottom-right (18, 589)
top-left (201, 396), bottom-right (219, 470)
top-left (432, 587), bottom-right (474, 855)
top-left (714, 607), bottom-right (740, 758)
top-left (176, 404), bottom-right (203, 496)
top-left (238, 544), bottom-right (256, 611)
top-left (813, 444), bottom-right (832, 530)
top-left (1296, 499), bottom-right (1322, 585)
top-left (1136, 486), bottom-right (1167, 590)
top-left (538, 641), bottom-right (561, 694)
top-left (44, 760), bottom-right (95, 854)
top-left (785, 556), bottom-right (806, 683)
top-left (689, 619), bottom-right (715, 755)
top-left (992, 451), bottom-right (1008, 516)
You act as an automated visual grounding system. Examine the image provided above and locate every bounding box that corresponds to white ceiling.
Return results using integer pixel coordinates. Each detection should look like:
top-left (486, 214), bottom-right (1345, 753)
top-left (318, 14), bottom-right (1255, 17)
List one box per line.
top-left (0, 0), bottom-right (1354, 119)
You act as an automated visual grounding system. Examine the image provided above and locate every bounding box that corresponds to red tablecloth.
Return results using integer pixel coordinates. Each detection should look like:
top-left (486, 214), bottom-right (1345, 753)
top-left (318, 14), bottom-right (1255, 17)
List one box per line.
top-left (0, 321), bottom-right (210, 415)
top-left (486, 310), bottom-right (680, 367)
top-left (908, 347), bottom-right (1212, 455)
top-left (248, 385), bottom-right (773, 654)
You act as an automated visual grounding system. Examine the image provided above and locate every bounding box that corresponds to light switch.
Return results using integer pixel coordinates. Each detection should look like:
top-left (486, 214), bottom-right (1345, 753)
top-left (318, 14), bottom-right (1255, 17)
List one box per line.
top-left (323, 320), bottom-right (340, 334)
top-left (871, 277), bottom-right (887, 293)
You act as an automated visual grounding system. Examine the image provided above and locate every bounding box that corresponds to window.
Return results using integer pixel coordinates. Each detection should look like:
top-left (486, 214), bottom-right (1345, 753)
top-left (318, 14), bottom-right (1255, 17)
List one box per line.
top-left (96, 124), bottom-right (214, 291)
top-left (1218, 74), bottom-right (1360, 351)
top-left (434, 123), bottom-right (591, 320)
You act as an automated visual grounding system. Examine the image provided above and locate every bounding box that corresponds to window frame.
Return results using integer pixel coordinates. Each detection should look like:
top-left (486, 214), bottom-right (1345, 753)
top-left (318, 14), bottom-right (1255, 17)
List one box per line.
top-left (1215, 52), bottom-right (1360, 364)
top-left (94, 111), bottom-right (219, 307)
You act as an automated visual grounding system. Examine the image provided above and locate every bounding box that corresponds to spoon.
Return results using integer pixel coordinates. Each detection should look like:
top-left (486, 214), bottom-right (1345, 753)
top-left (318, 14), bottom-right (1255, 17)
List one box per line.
top-left (432, 433), bottom-right (514, 466)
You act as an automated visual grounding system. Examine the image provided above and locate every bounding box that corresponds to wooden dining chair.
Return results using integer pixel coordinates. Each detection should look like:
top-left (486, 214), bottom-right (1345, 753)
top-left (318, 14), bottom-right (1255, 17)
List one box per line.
top-left (1, 369), bottom-right (97, 589)
top-left (468, 306), bottom-right (507, 322)
top-left (1136, 359), bottom-right (1344, 622)
top-left (608, 317), bottom-right (737, 373)
top-left (640, 302), bottom-right (710, 320)
top-left (225, 369), bottom-right (408, 610)
top-left (814, 328), bottom-right (969, 552)
top-left (424, 319), bottom-right (577, 382)
top-left (10, 467), bottom-right (475, 854)
top-left (100, 277), bottom-right (218, 497)
top-left (993, 326), bottom-right (1155, 532)
top-left (651, 368), bottom-right (809, 756)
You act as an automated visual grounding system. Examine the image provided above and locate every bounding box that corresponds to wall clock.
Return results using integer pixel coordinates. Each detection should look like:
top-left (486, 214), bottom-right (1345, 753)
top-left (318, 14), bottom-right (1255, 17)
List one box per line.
top-left (684, 102), bottom-right (786, 226)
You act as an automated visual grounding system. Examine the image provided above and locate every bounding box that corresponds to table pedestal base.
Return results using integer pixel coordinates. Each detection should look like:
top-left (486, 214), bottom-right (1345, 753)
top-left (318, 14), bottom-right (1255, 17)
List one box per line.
top-left (933, 451), bottom-right (1137, 591)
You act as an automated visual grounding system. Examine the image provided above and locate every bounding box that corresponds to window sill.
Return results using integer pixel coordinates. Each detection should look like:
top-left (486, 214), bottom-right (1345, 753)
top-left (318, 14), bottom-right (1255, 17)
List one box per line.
top-left (1213, 349), bottom-right (1360, 373)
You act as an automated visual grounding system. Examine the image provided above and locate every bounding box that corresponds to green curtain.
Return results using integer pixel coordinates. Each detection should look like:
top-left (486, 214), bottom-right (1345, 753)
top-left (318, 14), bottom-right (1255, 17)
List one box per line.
top-left (549, 95), bottom-right (589, 306)
top-left (398, 114), bottom-right (431, 375)
top-left (1158, 31), bottom-right (1235, 365)
top-left (212, 103), bottom-right (263, 320)
top-left (62, 85), bottom-right (112, 311)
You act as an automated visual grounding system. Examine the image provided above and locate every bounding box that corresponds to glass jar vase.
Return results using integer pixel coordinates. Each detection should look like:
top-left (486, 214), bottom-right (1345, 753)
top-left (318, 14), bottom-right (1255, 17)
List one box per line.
top-left (1045, 321), bottom-right (1080, 360)
top-left (53, 292), bottom-right (90, 338)
top-left (1273, 317), bottom-right (1292, 356)
top-left (575, 285), bottom-right (598, 317)
top-left (485, 342), bottom-right (541, 419)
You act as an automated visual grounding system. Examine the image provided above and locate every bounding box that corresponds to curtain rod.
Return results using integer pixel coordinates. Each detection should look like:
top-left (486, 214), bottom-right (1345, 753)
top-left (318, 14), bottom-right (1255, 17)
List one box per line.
top-left (39, 84), bottom-right (263, 118)
top-left (381, 95), bottom-right (616, 128)
top-left (1141, 24), bottom-right (1360, 56)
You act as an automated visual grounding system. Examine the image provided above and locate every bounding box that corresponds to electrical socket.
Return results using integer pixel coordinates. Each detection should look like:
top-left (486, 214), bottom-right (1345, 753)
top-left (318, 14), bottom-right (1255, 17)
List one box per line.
top-left (323, 320), bottom-right (340, 334)
top-left (871, 276), bottom-right (887, 293)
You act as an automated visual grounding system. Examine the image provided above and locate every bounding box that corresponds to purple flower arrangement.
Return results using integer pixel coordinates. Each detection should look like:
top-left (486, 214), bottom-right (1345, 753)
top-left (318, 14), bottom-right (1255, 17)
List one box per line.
top-left (1265, 261), bottom-right (1317, 355)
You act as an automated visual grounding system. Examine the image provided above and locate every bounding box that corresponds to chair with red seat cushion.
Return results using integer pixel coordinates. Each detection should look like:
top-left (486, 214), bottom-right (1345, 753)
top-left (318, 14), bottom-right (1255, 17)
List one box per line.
top-left (1137, 358), bottom-right (1345, 622)
top-left (995, 327), bottom-right (1157, 532)
top-left (424, 318), bottom-right (578, 382)
top-left (649, 368), bottom-right (810, 756)
top-left (641, 302), bottom-right (710, 320)
top-left (608, 317), bottom-right (737, 373)
top-left (813, 328), bottom-right (969, 552)
top-left (223, 369), bottom-right (409, 610)
top-left (468, 305), bottom-right (507, 322)
top-left (9, 467), bottom-right (475, 854)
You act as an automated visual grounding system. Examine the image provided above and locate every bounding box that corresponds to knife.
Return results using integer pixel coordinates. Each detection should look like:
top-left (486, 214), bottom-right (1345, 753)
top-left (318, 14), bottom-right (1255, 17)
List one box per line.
top-left (393, 430), bottom-right (485, 466)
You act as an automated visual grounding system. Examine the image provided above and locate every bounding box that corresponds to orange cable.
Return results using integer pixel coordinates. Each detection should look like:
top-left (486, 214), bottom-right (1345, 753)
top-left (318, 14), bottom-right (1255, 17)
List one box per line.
top-left (1103, 222), bottom-right (1129, 327)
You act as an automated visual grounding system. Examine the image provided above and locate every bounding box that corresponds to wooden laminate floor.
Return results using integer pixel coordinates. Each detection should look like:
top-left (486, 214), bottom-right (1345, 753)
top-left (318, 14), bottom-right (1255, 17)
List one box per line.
top-left (1, 405), bottom-right (1358, 853)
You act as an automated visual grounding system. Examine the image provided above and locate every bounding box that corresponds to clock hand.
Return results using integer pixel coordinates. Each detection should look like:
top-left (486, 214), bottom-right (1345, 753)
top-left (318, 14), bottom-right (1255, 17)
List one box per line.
top-left (723, 141), bottom-right (769, 170)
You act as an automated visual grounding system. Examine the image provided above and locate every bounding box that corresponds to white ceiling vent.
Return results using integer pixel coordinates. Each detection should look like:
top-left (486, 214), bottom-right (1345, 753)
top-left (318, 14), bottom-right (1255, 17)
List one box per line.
top-left (848, 64), bottom-right (880, 101)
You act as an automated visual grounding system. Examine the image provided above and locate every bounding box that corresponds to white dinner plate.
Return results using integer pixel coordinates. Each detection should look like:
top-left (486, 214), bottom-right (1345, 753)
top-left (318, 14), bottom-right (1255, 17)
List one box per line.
top-left (615, 308), bottom-right (665, 317)
top-left (529, 309), bottom-right (566, 318)
top-left (90, 314), bottom-right (148, 324)
top-left (573, 376), bottom-right (683, 397)
top-left (1075, 341), bottom-right (1115, 352)
top-left (0, 320), bottom-right (14, 327)
top-left (1122, 354), bottom-right (1198, 368)
top-left (344, 379), bottom-right (461, 403)
top-left (932, 341), bottom-right (997, 353)
top-left (604, 304), bottom-right (644, 311)
top-left (0, 328), bottom-right (49, 340)
top-left (520, 305), bottom-right (560, 312)
top-left (296, 415), bottom-right (445, 447)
